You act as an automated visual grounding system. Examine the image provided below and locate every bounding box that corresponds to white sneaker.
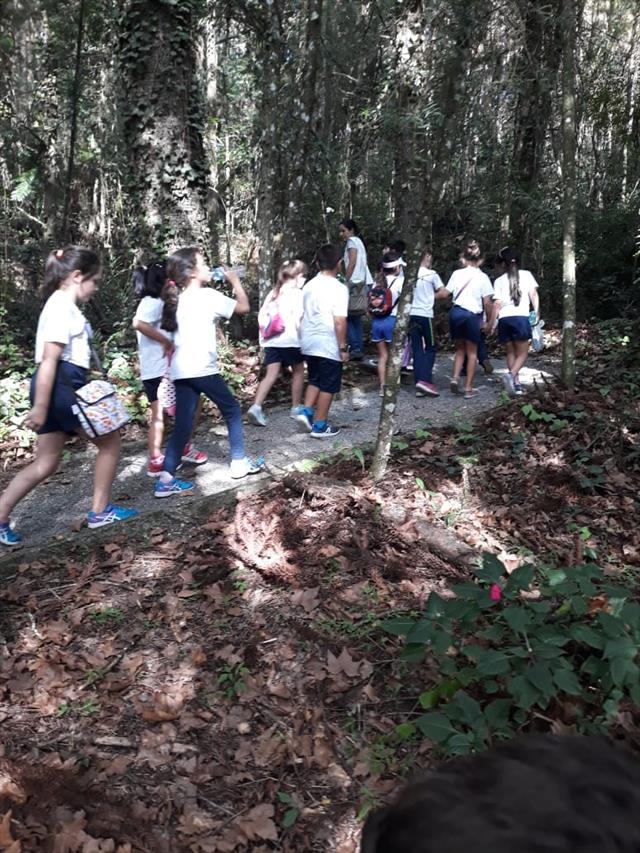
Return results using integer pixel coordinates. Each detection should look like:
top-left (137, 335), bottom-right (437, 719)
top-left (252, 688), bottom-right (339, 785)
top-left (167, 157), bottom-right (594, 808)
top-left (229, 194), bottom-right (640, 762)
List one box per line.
top-left (230, 457), bottom-right (263, 479)
top-left (247, 404), bottom-right (267, 427)
top-left (290, 406), bottom-right (303, 419)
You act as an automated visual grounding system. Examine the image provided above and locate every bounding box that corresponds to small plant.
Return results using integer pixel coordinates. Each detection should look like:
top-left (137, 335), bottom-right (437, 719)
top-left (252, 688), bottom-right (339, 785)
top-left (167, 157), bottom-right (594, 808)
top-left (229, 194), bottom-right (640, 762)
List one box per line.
top-left (79, 697), bottom-right (100, 716)
top-left (88, 607), bottom-right (125, 626)
top-left (339, 445), bottom-right (366, 470)
top-left (382, 553), bottom-right (640, 756)
top-left (521, 402), bottom-right (568, 432)
top-left (277, 792), bottom-right (300, 828)
top-left (218, 662), bottom-right (250, 699)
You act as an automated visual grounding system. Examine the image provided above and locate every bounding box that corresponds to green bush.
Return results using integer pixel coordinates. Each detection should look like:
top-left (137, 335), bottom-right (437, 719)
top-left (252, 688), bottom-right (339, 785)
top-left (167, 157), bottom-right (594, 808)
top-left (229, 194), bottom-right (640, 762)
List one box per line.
top-left (383, 554), bottom-right (640, 756)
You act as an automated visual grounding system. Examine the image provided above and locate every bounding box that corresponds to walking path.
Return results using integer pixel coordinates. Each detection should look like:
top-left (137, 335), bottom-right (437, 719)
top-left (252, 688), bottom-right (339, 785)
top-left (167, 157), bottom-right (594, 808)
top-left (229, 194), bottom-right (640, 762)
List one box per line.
top-left (0, 355), bottom-right (555, 558)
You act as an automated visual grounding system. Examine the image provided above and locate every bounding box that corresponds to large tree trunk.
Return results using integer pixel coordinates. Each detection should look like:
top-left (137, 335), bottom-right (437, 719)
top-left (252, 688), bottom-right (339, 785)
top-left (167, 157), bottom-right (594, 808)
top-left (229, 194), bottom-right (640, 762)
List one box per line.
top-left (561, 0), bottom-right (577, 388)
top-left (119, 0), bottom-right (211, 251)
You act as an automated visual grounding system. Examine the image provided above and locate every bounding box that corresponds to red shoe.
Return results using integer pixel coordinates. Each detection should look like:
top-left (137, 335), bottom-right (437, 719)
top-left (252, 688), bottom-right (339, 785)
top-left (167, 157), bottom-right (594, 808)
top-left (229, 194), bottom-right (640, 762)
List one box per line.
top-left (415, 381), bottom-right (440, 398)
top-left (147, 455), bottom-right (165, 477)
top-left (181, 443), bottom-right (208, 465)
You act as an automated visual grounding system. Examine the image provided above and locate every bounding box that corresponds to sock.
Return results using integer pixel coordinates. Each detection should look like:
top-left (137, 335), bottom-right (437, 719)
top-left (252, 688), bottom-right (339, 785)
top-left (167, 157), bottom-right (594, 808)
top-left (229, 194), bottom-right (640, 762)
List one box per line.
top-left (314, 419), bottom-right (327, 430)
top-left (303, 406), bottom-right (314, 417)
top-left (158, 471), bottom-right (173, 484)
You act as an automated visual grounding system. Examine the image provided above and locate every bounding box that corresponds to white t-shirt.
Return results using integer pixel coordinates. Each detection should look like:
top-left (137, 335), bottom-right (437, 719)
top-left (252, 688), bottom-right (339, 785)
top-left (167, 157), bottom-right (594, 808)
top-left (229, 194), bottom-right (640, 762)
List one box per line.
top-left (344, 236), bottom-right (373, 285)
top-left (171, 286), bottom-right (236, 380)
top-left (300, 273), bottom-right (349, 362)
top-left (258, 282), bottom-right (304, 348)
top-left (35, 289), bottom-right (91, 368)
top-left (134, 296), bottom-right (172, 381)
top-left (493, 270), bottom-right (539, 318)
top-left (385, 274), bottom-right (404, 317)
top-left (446, 267), bottom-right (493, 314)
top-left (409, 266), bottom-right (445, 318)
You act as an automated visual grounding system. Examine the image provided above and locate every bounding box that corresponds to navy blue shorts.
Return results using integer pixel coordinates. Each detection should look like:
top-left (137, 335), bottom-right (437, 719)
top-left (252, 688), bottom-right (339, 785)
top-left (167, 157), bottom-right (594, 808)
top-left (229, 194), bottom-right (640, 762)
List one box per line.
top-left (371, 315), bottom-right (397, 343)
top-left (263, 347), bottom-right (304, 368)
top-left (30, 361), bottom-right (87, 435)
top-left (142, 376), bottom-right (162, 403)
top-left (305, 355), bottom-right (342, 395)
top-left (449, 305), bottom-right (482, 344)
top-left (498, 316), bottom-right (532, 343)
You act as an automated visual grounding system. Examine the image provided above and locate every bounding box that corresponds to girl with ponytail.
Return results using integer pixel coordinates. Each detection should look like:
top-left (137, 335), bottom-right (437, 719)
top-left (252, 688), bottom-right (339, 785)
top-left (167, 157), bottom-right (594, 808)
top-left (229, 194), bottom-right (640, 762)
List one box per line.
top-left (491, 247), bottom-right (540, 395)
top-left (153, 248), bottom-right (262, 498)
top-left (0, 246), bottom-right (138, 547)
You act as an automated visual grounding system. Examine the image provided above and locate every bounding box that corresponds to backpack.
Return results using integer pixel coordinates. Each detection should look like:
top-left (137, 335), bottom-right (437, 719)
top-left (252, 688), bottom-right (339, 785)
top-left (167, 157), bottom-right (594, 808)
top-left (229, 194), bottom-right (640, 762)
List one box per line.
top-left (367, 278), bottom-right (398, 317)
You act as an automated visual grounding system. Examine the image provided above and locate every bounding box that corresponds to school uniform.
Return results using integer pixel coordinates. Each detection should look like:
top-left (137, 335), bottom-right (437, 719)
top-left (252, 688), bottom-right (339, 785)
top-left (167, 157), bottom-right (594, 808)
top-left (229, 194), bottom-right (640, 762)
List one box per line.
top-left (408, 266), bottom-right (444, 384)
top-left (162, 286), bottom-right (244, 474)
top-left (134, 296), bottom-right (172, 401)
top-left (446, 268), bottom-right (493, 343)
top-left (493, 270), bottom-right (539, 342)
top-left (258, 283), bottom-right (304, 368)
top-left (300, 273), bottom-right (348, 394)
top-left (30, 289), bottom-right (91, 435)
top-left (343, 236), bottom-right (373, 355)
top-left (371, 275), bottom-right (403, 343)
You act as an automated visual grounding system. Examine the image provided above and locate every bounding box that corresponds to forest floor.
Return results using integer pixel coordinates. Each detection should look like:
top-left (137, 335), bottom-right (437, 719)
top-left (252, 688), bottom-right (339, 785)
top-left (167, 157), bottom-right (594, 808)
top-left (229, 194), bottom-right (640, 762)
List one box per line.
top-left (0, 326), bottom-right (639, 852)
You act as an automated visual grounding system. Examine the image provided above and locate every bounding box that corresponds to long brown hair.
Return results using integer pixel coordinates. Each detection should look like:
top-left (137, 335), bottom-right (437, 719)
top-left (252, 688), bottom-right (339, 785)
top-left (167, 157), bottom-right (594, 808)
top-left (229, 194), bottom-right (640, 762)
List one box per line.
top-left (160, 247), bottom-right (200, 332)
top-left (41, 246), bottom-right (101, 301)
top-left (500, 247), bottom-right (521, 304)
top-left (273, 259), bottom-right (308, 298)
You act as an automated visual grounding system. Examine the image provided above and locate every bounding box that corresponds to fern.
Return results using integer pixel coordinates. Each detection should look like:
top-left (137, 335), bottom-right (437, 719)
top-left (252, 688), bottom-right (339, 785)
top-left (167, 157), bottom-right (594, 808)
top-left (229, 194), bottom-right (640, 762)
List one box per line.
top-left (10, 169), bottom-right (36, 203)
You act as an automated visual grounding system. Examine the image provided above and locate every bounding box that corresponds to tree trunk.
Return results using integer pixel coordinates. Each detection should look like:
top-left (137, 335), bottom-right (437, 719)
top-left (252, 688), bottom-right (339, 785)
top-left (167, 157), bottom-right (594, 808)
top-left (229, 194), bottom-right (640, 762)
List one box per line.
top-left (60, 0), bottom-right (86, 241)
top-left (119, 0), bottom-right (211, 251)
top-left (561, 0), bottom-right (577, 388)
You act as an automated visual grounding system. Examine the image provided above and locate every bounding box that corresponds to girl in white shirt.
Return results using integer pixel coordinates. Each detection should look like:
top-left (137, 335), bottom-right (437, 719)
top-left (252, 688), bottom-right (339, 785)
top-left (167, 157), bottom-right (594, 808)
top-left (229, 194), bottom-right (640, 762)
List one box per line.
top-left (408, 247), bottom-right (445, 398)
top-left (248, 259), bottom-right (307, 427)
top-left (338, 218), bottom-right (373, 360)
top-left (132, 260), bottom-right (207, 474)
top-left (369, 252), bottom-right (404, 396)
top-left (437, 240), bottom-right (494, 399)
top-left (0, 246), bottom-right (138, 546)
top-left (154, 248), bottom-right (261, 497)
top-left (491, 247), bottom-right (540, 395)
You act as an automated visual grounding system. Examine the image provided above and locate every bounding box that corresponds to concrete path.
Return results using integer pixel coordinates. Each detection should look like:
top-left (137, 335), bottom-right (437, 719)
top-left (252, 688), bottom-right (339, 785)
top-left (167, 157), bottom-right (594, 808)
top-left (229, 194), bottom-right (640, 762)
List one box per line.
top-left (0, 354), bottom-right (555, 558)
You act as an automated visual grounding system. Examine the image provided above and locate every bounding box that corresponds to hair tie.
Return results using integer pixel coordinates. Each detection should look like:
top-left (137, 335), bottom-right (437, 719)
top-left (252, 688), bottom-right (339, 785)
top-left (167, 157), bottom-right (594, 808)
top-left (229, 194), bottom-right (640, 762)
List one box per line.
top-left (55, 249), bottom-right (64, 259)
top-left (168, 279), bottom-right (176, 286)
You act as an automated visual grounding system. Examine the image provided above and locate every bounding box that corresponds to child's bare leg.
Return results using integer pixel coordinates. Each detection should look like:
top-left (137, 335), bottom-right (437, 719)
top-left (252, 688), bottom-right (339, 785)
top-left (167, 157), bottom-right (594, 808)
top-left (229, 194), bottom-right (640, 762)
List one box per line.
top-left (254, 363), bottom-right (282, 408)
top-left (0, 432), bottom-right (66, 522)
top-left (290, 363), bottom-right (304, 408)
top-left (148, 400), bottom-right (164, 458)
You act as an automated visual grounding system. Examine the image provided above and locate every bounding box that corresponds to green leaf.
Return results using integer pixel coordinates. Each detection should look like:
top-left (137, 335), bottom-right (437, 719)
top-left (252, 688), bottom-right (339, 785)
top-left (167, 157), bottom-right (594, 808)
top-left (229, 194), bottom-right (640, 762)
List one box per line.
top-left (504, 564), bottom-right (535, 592)
top-left (602, 637), bottom-right (637, 660)
top-left (525, 663), bottom-right (554, 698)
top-left (415, 712), bottom-right (458, 743)
top-left (610, 656), bottom-right (631, 688)
top-left (508, 675), bottom-right (540, 710)
top-left (474, 649), bottom-right (511, 676)
top-left (568, 624), bottom-right (605, 649)
top-left (553, 667), bottom-right (582, 696)
top-left (283, 808), bottom-right (299, 828)
top-left (473, 552), bottom-right (505, 584)
top-left (451, 690), bottom-right (483, 725)
top-left (597, 612), bottom-right (627, 639)
top-left (484, 698), bottom-right (513, 729)
top-left (395, 722), bottom-right (417, 741)
top-left (447, 733), bottom-right (474, 754)
top-left (406, 619), bottom-right (434, 645)
top-left (502, 605), bottom-right (530, 634)
top-left (381, 617), bottom-right (414, 636)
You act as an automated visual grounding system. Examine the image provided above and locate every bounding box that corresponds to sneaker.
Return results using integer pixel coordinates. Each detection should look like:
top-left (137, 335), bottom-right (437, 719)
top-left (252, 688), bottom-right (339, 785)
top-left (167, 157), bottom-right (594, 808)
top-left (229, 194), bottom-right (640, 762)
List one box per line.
top-left (295, 409), bottom-right (313, 433)
top-left (311, 423), bottom-right (341, 439)
top-left (482, 359), bottom-right (494, 375)
top-left (154, 477), bottom-right (195, 499)
top-left (514, 383), bottom-right (524, 395)
top-left (415, 380), bottom-right (439, 398)
top-left (230, 457), bottom-right (264, 479)
top-left (181, 443), bottom-right (208, 465)
top-left (147, 455), bottom-right (165, 477)
top-left (379, 386), bottom-right (385, 397)
top-left (449, 378), bottom-right (462, 395)
top-left (87, 504), bottom-right (140, 529)
top-left (0, 522), bottom-right (22, 547)
top-left (464, 389), bottom-right (480, 399)
top-left (247, 404), bottom-right (267, 427)
top-left (290, 406), bottom-right (303, 420)
top-left (501, 373), bottom-right (516, 396)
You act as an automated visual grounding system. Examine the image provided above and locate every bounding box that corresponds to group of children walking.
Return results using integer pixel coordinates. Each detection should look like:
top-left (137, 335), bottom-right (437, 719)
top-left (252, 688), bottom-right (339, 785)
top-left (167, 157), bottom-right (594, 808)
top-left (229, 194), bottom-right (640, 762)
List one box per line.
top-left (0, 230), bottom-right (540, 548)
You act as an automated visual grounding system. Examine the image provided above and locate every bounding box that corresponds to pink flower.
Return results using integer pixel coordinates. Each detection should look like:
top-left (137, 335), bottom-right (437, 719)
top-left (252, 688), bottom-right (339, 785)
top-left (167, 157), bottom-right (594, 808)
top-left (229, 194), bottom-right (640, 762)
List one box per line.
top-left (490, 584), bottom-right (502, 602)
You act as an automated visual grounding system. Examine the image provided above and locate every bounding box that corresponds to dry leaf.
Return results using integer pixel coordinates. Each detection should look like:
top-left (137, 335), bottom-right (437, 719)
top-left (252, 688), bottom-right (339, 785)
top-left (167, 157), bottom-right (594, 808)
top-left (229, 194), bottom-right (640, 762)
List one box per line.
top-left (138, 691), bottom-right (185, 722)
top-left (327, 648), bottom-right (361, 678)
top-left (0, 810), bottom-right (20, 851)
top-left (0, 770), bottom-right (26, 805)
top-left (291, 587), bottom-right (320, 613)
top-left (236, 804), bottom-right (278, 842)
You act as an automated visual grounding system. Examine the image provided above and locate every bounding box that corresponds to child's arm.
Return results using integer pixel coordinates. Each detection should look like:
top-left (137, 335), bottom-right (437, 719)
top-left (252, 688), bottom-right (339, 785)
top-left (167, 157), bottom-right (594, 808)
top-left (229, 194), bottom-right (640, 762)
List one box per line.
top-left (132, 318), bottom-right (174, 355)
top-left (334, 316), bottom-right (349, 361)
top-left (434, 287), bottom-right (451, 301)
top-left (530, 287), bottom-right (540, 319)
top-left (26, 341), bottom-right (63, 431)
top-left (344, 247), bottom-right (357, 280)
top-left (226, 270), bottom-right (250, 315)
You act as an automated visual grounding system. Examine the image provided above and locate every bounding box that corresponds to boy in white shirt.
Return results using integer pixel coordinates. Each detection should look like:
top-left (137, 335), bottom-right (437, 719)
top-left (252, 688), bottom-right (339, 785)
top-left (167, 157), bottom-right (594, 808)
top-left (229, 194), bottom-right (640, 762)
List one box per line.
top-left (296, 244), bottom-right (349, 438)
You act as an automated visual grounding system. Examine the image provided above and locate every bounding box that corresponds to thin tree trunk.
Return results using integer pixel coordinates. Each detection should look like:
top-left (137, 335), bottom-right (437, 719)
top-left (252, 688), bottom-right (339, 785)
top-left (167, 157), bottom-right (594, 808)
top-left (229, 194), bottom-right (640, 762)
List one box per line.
top-left (60, 0), bottom-right (86, 240)
top-left (561, 0), bottom-right (577, 388)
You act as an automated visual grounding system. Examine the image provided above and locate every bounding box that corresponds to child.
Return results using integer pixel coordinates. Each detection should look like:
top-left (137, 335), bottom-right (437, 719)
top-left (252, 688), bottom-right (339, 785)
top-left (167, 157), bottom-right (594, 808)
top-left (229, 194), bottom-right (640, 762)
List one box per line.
top-left (437, 240), bottom-right (493, 399)
top-left (296, 243), bottom-right (349, 438)
top-left (361, 734), bottom-right (640, 853)
top-left (338, 219), bottom-right (373, 360)
top-left (247, 259), bottom-right (307, 427)
top-left (370, 251), bottom-right (404, 396)
top-left (491, 246), bottom-right (540, 395)
top-left (0, 246), bottom-right (139, 546)
top-left (132, 260), bottom-right (208, 474)
top-left (153, 248), bottom-right (261, 497)
top-left (408, 247), bottom-right (445, 397)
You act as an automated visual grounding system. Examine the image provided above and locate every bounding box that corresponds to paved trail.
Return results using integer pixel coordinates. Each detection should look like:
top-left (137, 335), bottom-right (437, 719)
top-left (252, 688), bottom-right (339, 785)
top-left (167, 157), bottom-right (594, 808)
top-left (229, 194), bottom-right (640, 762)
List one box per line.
top-left (0, 355), bottom-right (555, 558)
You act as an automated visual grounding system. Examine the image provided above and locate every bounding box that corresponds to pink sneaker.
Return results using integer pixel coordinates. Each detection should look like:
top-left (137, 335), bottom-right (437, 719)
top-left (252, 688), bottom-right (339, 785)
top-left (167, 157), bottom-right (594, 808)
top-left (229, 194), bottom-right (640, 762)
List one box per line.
top-left (181, 443), bottom-right (208, 465)
top-left (415, 381), bottom-right (440, 398)
top-left (147, 455), bottom-right (165, 477)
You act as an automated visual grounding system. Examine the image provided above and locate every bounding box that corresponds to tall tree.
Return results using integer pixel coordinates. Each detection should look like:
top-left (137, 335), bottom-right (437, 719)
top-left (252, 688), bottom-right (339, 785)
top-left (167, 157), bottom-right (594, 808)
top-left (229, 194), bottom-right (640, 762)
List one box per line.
top-left (561, 0), bottom-right (577, 387)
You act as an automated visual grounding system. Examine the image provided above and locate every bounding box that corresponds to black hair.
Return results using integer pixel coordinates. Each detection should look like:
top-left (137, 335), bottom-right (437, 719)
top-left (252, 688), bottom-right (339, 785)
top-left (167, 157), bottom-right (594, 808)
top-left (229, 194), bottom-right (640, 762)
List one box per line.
top-left (375, 250), bottom-right (402, 287)
top-left (339, 218), bottom-right (360, 236)
top-left (133, 259), bottom-right (166, 299)
top-left (160, 247), bottom-right (200, 333)
top-left (461, 239), bottom-right (482, 263)
top-left (500, 246), bottom-right (522, 304)
top-left (385, 239), bottom-right (406, 256)
top-left (41, 246), bottom-right (101, 301)
top-left (361, 734), bottom-right (640, 853)
top-left (316, 243), bottom-right (342, 271)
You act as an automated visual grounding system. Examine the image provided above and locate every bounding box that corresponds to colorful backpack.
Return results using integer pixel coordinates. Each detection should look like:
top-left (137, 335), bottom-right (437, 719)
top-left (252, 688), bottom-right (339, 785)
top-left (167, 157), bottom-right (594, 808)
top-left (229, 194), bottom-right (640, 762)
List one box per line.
top-left (367, 278), bottom-right (397, 317)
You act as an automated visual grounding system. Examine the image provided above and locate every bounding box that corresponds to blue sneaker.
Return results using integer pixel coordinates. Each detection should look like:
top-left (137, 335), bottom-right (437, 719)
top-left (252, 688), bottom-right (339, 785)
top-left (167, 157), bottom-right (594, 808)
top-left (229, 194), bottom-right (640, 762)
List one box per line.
top-left (86, 504), bottom-right (139, 529)
top-left (295, 408), bottom-right (314, 433)
top-left (154, 477), bottom-right (195, 499)
top-left (311, 423), bottom-right (341, 439)
top-left (230, 456), bottom-right (264, 479)
top-left (0, 522), bottom-right (22, 547)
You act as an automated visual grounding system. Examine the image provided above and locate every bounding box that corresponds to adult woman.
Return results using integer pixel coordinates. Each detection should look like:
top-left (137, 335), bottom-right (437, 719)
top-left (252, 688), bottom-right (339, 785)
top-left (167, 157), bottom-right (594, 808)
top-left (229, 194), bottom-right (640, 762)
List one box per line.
top-left (491, 247), bottom-right (540, 395)
top-left (338, 218), bottom-right (373, 360)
